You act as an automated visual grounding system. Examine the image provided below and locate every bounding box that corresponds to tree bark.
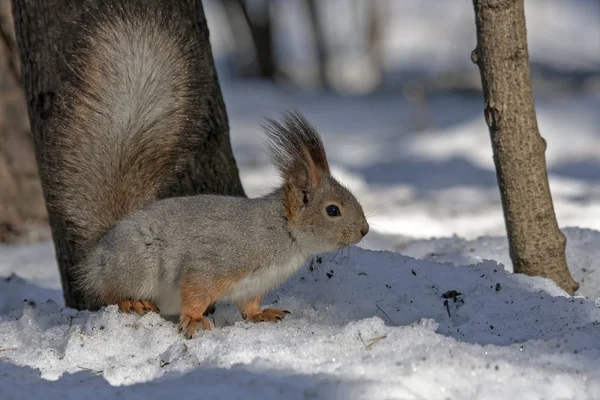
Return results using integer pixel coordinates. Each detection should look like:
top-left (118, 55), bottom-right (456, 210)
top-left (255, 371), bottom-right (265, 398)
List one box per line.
top-left (11, 0), bottom-right (245, 309)
top-left (471, 0), bottom-right (578, 294)
top-left (0, 0), bottom-right (48, 243)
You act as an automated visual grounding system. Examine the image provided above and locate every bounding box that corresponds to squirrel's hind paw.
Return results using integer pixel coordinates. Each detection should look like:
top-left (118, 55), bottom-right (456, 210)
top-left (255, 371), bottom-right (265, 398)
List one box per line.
top-left (118, 299), bottom-right (160, 315)
top-left (245, 308), bottom-right (290, 323)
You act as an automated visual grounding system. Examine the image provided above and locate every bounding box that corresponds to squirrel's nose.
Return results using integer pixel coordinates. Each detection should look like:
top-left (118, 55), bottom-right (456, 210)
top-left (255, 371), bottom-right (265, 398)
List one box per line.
top-left (360, 222), bottom-right (369, 238)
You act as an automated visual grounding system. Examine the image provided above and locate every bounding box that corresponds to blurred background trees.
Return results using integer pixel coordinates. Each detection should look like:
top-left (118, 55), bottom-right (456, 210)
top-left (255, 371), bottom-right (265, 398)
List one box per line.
top-left (212, 0), bottom-right (598, 94)
top-left (216, 0), bottom-right (388, 93)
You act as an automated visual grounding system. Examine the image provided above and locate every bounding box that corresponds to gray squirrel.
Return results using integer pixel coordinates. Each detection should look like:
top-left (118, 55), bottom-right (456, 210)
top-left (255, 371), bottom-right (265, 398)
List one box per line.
top-left (48, 2), bottom-right (369, 338)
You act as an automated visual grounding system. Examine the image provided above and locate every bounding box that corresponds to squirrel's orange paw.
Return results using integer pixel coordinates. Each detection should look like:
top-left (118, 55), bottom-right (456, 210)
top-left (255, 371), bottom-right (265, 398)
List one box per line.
top-left (118, 299), bottom-right (160, 315)
top-left (179, 315), bottom-right (212, 339)
top-left (245, 308), bottom-right (290, 323)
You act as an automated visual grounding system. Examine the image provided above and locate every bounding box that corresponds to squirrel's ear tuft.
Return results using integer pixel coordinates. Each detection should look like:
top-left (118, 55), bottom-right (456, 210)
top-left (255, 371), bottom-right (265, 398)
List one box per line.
top-left (263, 111), bottom-right (330, 192)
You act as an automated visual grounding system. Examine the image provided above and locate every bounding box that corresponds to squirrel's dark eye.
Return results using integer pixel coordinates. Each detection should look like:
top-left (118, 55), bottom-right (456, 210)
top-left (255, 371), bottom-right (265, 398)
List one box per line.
top-left (326, 204), bottom-right (341, 217)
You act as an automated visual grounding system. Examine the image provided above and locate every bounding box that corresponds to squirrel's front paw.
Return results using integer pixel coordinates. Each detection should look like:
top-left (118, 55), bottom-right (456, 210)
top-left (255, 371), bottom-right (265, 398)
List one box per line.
top-left (179, 315), bottom-right (212, 339)
top-left (118, 299), bottom-right (160, 315)
top-left (244, 308), bottom-right (290, 323)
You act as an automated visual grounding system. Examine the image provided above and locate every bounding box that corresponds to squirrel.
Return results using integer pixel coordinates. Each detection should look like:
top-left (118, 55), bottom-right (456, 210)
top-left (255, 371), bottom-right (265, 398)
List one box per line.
top-left (47, 2), bottom-right (369, 338)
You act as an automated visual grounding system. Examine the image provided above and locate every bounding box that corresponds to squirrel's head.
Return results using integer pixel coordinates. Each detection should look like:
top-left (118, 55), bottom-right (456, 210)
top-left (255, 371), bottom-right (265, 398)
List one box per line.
top-left (264, 111), bottom-right (369, 252)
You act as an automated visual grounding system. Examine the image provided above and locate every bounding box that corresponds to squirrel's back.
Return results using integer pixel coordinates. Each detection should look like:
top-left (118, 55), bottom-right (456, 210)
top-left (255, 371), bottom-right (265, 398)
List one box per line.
top-left (47, 2), bottom-right (203, 245)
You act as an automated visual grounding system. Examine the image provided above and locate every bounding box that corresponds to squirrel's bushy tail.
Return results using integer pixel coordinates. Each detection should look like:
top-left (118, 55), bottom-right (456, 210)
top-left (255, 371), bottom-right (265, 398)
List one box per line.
top-left (47, 2), bottom-right (200, 244)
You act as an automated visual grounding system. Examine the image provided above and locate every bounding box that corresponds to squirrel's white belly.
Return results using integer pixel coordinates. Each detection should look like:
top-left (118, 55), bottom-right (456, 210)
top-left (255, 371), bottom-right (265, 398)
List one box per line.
top-left (220, 253), bottom-right (308, 305)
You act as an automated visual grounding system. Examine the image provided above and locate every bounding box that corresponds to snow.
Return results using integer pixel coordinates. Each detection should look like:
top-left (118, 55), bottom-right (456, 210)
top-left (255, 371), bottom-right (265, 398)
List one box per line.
top-left (2, 0), bottom-right (600, 398)
top-left (2, 236), bottom-right (600, 399)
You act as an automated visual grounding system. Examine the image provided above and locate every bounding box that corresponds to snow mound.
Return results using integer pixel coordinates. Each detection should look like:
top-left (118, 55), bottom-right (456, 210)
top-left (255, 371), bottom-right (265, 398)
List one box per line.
top-left (401, 227), bottom-right (600, 300)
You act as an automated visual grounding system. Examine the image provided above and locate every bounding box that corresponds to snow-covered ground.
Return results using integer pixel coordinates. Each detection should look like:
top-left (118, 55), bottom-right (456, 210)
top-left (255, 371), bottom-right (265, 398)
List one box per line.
top-left (2, 229), bottom-right (600, 399)
top-left (1, 1), bottom-right (599, 399)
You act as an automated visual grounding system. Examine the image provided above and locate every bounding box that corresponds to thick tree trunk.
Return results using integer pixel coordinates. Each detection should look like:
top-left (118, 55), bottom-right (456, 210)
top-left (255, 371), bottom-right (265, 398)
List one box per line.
top-left (471, 0), bottom-right (578, 294)
top-left (11, 0), bottom-right (245, 309)
top-left (0, 0), bottom-right (47, 243)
